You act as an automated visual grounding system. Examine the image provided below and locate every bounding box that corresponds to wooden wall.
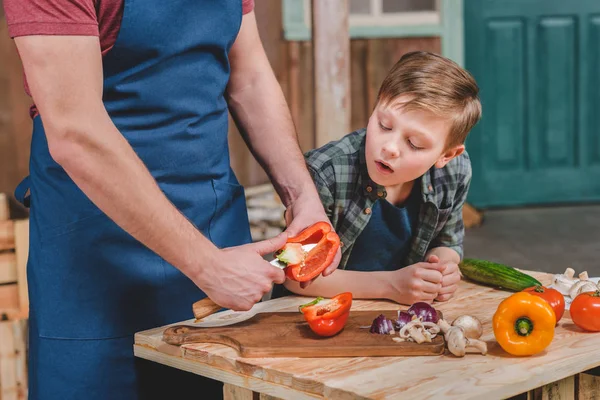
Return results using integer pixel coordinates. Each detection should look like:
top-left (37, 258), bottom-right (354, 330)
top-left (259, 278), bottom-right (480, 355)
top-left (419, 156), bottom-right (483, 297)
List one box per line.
top-left (232, 1), bottom-right (441, 186)
top-left (0, 1), bottom-right (33, 217)
top-left (0, 0), bottom-right (441, 202)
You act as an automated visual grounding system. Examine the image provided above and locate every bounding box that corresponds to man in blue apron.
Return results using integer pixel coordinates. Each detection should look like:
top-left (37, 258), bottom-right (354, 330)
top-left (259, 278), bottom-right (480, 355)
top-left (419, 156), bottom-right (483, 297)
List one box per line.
top-left (4, 0), bottom-right (338, 398)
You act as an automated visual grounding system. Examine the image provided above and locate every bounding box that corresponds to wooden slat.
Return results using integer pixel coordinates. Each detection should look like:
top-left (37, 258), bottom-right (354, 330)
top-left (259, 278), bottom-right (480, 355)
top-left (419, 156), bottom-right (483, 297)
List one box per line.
top-left (0, 193), bottom-right (9, 221)
top-left (13, 219), bottom-right (28, 315)
top-left (350, 39), bottom-right (369, 132)
top-left (223, 384), bottom-right (258, 400)
top-left (577, 372), bottom-right (600, 400)
top-left (0, 318), bottom-right (28, 400)
top-left (298, 41), bottom-right (315, 152)
top-left (0, 284), bottom-right (18, 311)
top-left (0, 220), bottom-right (15, 251)
top-left (311, 0), bottom-right (350, 147)
top-left (0, 15), bottom-right (33, 202)
top-left (0, 253), bottom-right (17, 285)
top-left (527, 376), bottom-right (575, 400)
top-left (288, 41), bottom-right (301, 135)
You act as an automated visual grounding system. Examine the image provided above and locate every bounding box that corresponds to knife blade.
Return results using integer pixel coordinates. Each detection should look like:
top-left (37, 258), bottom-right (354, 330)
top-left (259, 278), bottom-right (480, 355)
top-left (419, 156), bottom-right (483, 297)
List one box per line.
top-left (188, 243), bottom-right (317, 328)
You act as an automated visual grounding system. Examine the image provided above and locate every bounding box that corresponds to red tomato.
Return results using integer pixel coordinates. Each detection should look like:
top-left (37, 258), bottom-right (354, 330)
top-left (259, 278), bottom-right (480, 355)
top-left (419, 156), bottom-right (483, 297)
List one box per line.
top-left (522, 286), bottom-right (565, 322)
top-left (570, 291), bottom-right (600, 332)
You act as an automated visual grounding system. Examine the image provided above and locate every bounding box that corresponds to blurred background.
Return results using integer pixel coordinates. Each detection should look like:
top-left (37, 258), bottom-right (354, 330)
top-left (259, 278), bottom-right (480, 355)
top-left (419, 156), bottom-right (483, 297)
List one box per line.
top-left (1, 0), bottom-right (599, 277)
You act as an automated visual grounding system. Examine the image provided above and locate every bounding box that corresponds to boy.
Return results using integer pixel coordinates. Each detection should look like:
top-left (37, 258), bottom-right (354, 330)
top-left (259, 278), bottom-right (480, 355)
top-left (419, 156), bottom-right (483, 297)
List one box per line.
top-left (281, 51), bottom-right (481, 305)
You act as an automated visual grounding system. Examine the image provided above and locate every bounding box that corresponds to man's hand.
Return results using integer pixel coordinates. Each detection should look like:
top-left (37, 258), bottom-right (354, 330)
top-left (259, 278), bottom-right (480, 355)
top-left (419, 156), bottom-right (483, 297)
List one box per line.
top-left (192, 233), bottom-right (288, 311)
top-left (426, 254), bottom-right (461, 302)
top-left (284, 190), bottom-right (342, 288)
top-left (387, 260), bottom-right (445, 305)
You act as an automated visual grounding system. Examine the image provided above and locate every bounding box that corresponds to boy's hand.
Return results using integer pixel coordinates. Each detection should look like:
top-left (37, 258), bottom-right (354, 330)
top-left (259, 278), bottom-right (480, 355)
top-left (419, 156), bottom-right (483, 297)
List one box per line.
top-left (426, 255), bottom-right (461, 302)
top-left (387, 260), bottom-right (445, 304)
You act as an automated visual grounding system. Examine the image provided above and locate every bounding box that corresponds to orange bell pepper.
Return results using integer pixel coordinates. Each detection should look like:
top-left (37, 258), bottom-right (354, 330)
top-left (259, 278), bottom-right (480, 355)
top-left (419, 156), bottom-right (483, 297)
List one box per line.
top-left (300, 292), bottom-right (352, 337)
top-left (493, 292), bottom-right (556, 356)
top-left (276, 222), bottom-right (340, 282)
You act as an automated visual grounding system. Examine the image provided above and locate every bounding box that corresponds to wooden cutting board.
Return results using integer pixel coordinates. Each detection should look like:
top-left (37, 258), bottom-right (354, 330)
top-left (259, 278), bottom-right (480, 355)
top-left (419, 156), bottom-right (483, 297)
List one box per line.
top-left (162, 310), bottom-right (445, 357)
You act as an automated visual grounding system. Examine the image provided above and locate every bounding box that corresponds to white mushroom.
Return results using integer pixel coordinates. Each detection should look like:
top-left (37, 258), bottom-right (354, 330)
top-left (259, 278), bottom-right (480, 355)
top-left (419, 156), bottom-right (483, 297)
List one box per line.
top-left (438, 319), bottom-right (487, 357)
top-left (451, 315), bottom-right (483, 339)
top-left (569, 280), bottom-right (597, 299)
top-left (553, 267), bottom-right (577, 295)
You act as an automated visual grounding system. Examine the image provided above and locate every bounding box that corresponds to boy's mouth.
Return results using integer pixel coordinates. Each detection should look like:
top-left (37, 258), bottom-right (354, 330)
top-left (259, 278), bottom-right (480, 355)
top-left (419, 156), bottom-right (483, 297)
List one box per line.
top-left (375, 160), bottom-right (394, 175)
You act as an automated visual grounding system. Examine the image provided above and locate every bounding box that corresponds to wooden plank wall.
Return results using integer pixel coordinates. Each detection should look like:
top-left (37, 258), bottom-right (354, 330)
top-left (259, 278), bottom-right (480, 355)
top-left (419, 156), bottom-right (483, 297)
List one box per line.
top-left (233, 2), bottom-right (441, 186)
top-left (0, 1), bottom-right (33, 217)
top-left (0, 0), bottom-right (441, 191)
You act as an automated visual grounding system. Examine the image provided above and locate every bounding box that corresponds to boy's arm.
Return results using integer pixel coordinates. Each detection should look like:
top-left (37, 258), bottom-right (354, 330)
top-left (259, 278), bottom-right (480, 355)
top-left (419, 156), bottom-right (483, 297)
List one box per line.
top-left (427, 161), bottom-right (472, 262)
top-left (426, 161), bottom-right (472, 301)
top-left (284, 269), bottom-right (392, 299)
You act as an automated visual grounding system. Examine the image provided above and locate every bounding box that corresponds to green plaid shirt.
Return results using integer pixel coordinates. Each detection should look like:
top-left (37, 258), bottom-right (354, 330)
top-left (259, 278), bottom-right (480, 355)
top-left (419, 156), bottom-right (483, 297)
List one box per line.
top-left (305, 128), bottom-right (472, 269)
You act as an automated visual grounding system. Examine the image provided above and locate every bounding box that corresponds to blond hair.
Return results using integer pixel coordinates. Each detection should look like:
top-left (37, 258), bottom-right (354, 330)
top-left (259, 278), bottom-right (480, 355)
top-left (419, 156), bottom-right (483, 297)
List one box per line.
top-left (377, 51), bottom-right (481, 148)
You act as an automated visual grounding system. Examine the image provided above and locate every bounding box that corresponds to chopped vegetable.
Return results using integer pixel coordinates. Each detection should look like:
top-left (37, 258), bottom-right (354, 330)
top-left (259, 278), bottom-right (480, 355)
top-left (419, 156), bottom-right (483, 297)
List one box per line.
top-left (407, 302), bottom-right (439, 323)
top-left (284, 222), bottom-right (341, 282)
top-left (399, 318), bottom-right (440, 344)
top-left (370, 314), bottom-right (395, 335)
top-left (492, 292), bottom-right (555, 356)
top-left (396, 311), bottom-right (413, 330)
top-left (300, 292), bottom-right (352, 337)
top-left (552, 267), bottom-right (577, 295)
top-left (275, 243), bottom-right (305, 265)
top-left (570, 290), bottom-right (600, 332)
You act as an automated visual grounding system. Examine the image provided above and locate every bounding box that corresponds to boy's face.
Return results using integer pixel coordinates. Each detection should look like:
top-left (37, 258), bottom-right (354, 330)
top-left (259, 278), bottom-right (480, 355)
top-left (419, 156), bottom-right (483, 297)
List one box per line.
top-left (365, 97), bottom-right (465, 187)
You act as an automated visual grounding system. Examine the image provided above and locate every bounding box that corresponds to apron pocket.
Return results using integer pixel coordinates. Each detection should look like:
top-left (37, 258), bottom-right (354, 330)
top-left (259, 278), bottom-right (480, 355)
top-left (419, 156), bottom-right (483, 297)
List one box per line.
top-left (35, 212), bottom-right (166, 339)
top-left (208, 179), bottom-right (252, 248)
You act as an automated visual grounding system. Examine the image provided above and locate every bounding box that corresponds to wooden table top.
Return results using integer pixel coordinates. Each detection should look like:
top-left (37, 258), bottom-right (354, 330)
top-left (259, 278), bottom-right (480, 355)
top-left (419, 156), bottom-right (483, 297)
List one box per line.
top-left (134, 271), bottom-right (600, 399)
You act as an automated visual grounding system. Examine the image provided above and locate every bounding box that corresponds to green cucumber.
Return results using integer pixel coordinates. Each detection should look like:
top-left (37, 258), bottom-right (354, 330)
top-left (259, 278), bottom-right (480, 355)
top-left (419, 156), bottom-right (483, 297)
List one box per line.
top-left (459, 258), bottom-right (542, 292)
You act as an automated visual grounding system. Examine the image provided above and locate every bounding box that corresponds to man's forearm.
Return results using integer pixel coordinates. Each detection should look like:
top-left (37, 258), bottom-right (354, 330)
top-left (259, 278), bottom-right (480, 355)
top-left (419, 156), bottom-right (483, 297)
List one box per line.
top-left (284, 269), bottom-right (392, 299)
top-left (48, 107), bottom-right (218, 279)
top-left (226, 70), bottom-right (316, 207)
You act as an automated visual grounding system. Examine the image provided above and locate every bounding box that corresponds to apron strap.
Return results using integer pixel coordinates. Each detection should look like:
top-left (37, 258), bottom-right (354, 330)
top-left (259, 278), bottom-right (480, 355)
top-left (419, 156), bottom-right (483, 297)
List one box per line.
top-left (15, 176), bottom-right (31, 208)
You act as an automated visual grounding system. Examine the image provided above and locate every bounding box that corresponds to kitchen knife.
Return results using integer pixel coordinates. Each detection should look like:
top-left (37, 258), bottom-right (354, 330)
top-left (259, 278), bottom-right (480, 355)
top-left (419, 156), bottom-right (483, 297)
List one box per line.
top-left (189, 243), bottom-right (316, 328)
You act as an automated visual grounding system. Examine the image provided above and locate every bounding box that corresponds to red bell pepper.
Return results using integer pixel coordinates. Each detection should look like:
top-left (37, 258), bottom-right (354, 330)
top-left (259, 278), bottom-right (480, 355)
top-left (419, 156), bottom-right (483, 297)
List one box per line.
top-left (276, 221), bottom-right (340, 282)
top-left (300, 292), bottom-right (352, 337)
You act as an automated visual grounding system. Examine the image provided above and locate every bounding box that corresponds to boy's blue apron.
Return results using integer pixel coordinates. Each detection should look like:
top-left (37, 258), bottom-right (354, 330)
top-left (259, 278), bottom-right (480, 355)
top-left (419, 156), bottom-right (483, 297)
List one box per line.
top-left (15, 1), bottom-right (251, 398)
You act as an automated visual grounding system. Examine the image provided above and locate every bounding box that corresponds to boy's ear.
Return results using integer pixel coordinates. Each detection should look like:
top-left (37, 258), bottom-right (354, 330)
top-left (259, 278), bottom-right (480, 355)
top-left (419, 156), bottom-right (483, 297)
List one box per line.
top-left (435, 144), bottom-right (465, 169)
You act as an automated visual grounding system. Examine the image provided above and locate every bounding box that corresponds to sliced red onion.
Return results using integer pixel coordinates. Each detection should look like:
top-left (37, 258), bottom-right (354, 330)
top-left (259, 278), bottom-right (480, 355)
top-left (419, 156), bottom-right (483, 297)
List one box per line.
top-left (407, 302), bottom-right (439, 323)
top-left (369, 314), bottom-right (395, 334)
top-left (396, 311), bottom-right (413, 329)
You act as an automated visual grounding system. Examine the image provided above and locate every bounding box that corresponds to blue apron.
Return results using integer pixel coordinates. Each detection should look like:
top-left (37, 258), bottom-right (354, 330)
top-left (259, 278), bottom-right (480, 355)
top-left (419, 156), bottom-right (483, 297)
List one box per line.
top-left (16, 1), bottom-right (251, 398)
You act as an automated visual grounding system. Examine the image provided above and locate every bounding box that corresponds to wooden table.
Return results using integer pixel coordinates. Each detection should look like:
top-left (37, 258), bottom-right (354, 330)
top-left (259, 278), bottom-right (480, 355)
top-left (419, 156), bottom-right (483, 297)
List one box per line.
top-left (135, 271), bottom-right (600, 399)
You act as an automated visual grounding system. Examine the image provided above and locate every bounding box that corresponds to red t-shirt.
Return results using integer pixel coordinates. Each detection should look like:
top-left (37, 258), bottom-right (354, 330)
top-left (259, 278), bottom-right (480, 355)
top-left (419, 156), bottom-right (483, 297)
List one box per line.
top-left (3, 0), bottom-right (255, 115)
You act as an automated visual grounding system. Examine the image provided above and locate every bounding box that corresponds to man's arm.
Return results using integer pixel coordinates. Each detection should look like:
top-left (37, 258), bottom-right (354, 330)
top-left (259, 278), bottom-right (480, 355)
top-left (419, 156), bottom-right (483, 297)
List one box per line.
top-left (15, 35), bottom-right (284, 311)
top-left (226, 11), bottom-right (341, 276)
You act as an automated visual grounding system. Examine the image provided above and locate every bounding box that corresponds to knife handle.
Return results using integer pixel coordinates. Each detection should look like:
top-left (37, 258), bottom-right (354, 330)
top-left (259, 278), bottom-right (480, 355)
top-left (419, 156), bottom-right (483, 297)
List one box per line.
top-left (192, 298), bottom-right (222, 321)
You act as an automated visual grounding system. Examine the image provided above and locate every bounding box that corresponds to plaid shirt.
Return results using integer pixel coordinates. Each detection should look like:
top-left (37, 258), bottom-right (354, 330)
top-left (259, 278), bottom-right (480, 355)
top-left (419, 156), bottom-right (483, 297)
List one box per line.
top-left (305, 128), bottom-right (472, 269)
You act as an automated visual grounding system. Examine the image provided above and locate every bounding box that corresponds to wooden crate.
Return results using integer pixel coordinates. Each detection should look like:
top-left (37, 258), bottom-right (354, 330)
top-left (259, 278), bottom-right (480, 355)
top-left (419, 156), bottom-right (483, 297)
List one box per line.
top-left (0, 318), bottom-right (28, 400)
top-left (0, 194), bottom-right (29, 318)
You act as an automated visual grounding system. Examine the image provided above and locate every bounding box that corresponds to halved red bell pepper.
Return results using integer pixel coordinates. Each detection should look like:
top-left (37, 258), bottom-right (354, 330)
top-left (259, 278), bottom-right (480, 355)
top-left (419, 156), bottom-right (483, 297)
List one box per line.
top-left (276, 221), bottom-right (340, 282)
top-left (300, 292), bottom-right (352, 337)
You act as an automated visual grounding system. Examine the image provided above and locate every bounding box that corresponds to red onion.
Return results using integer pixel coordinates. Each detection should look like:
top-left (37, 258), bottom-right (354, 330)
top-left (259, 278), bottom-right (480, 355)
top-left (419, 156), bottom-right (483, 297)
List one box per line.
top-left (396, 311), bottom-right (413, 329)
top-left (407, 302), bottom-right (439, 323)
top-left (369, 314), bottom-right (395, 334)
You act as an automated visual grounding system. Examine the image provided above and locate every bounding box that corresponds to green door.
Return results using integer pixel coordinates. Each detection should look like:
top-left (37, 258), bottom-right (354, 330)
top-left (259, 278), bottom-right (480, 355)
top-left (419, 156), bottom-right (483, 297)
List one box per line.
top-left (465, 0), bottom-right (600, 208)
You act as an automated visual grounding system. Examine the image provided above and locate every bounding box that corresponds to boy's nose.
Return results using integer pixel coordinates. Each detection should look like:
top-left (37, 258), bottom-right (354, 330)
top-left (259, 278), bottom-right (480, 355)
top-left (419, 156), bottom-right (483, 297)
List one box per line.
top-left (382, 144), bottom-right (400, 159)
